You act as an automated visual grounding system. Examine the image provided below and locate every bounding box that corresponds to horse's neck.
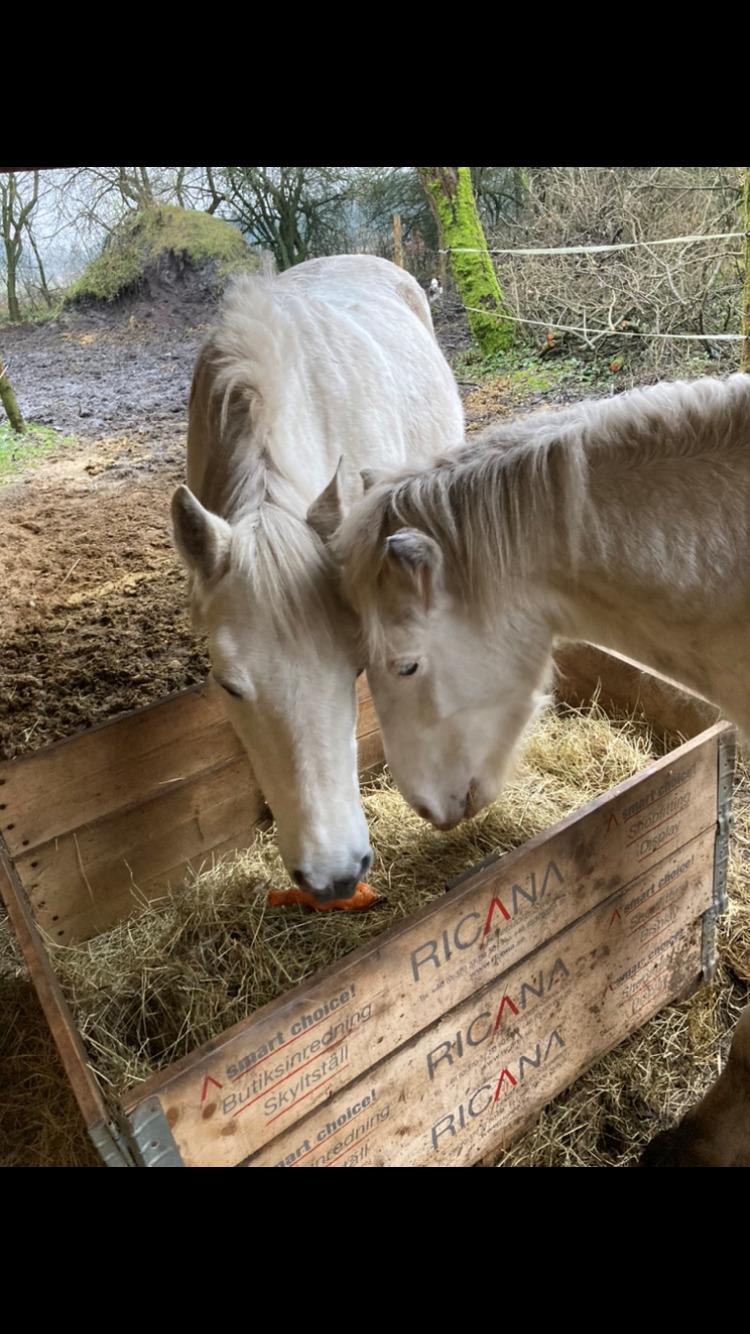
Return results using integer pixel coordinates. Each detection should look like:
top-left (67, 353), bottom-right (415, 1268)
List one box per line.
top-left (543, 444), bottom-right (750, 712)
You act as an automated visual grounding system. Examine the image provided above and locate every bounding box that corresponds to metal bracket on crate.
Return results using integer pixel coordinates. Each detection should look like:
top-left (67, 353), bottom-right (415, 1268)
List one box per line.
top-left (89, 1119), bottom-right (138, 1168)
top-left (128, 1096), bottom-right (185, 1167)
top-left (713, 729), bottom-right (736, 916)
top-left (703, 728), bottom-right (737, 982)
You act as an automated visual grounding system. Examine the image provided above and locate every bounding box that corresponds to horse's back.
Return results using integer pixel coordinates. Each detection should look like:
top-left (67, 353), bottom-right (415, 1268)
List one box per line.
top-left (277, 254), bottom-right (435, 334)
top-left (186, 254), bottom-right (463, 511)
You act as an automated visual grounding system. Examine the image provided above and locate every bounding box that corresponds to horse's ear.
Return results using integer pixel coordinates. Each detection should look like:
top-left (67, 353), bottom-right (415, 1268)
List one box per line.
top-left (360, 467), bottom-right (389, 494)
top-left (171, 485), bottom-right (232, 583)
top-left (385, 528), bottom-right (443, 611)
top-left (307, 458), bottom-right (345, 542)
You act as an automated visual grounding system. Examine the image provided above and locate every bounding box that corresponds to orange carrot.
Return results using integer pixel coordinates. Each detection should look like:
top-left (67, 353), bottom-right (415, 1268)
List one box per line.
top-left (267, 882), bottom-right (380, 913)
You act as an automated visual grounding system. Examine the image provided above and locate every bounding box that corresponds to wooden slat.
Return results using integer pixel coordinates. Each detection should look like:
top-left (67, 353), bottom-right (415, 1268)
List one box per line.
top-left (244, 842), bottom-right (712, 1167)
top-left (124, 726), bottom-right (723, 1167)
top-left (0, 676), bottom-right (378, 859)
top-left (0, 846), bottom-right (107, 1135)
top-left (3, 680), bottom-right (383, 944)
top-left (20, 759), bottom-right (266, 941)
top-left (0, 683), bottom-right (218, 853)
top-left (554, 643), bottom-right (722, 740)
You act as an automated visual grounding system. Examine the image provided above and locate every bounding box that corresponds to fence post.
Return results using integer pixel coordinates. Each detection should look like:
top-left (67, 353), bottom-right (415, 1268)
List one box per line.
top-left (393, 214), bottom-right (403, 268)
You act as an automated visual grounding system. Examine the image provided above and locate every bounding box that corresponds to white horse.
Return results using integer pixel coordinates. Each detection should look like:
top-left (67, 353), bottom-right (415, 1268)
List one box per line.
top-left (332, 372), bottom-right (750, 830)
top-left (170, 255), bottom-right (464, 900)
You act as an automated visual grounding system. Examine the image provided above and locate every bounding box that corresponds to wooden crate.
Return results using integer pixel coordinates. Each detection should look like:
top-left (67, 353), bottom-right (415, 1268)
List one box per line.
top-left (0, 645), bottom-right (734, 1168)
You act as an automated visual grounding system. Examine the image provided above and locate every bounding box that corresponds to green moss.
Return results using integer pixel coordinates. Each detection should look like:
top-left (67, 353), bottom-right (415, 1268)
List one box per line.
top-left (68, 205), bottom-right (256, 304)
top-left (421, 167), bottom-right (515, 356)
top-left (0, 421), bottom-right (75, 484)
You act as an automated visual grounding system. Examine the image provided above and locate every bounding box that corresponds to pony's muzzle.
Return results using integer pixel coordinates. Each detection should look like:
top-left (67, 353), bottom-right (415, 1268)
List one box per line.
top-left (415, 783), bottom-right (481, 831)
top-left (293, 850), bottom-right (372, 902)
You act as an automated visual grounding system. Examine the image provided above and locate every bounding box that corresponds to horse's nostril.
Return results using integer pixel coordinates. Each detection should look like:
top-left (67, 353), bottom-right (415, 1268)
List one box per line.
top-left (293, 869), bottom-right (310, 890)
top-left (415, 803), bottom-right (434, 824)
top-left (332, 876), bottom-right (358, 900)
top-left (359, 851), bottom-right (373, 878)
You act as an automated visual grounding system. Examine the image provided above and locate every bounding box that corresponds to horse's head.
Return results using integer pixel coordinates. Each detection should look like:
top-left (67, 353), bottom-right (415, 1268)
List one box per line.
top-left (332, 476), bottom-right (554, 832)
top-left (171, 477), bottom-right (371, 901)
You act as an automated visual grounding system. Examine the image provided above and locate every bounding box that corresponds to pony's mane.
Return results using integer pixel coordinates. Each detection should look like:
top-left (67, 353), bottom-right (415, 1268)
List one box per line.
top-left (188, 269), bottom-right (342, 646)
top-left (232, 502), bottom-right (339, 645)
top-left (335, 372), bottom-right (750, 661)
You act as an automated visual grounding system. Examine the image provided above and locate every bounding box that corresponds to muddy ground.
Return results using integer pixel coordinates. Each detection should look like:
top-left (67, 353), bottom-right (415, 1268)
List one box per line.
top-left (0, 294), bottom-right (556, 761)
top-left (0, 281), bottom-right (702, 1168)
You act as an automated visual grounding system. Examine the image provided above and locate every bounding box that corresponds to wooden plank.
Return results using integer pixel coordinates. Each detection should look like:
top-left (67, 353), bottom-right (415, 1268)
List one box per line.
top-left (5, 689), bottom-right (382, 944)
top-left (554, 643), bottom-right (722, 740)
top-left (0, 683), bottom-right (220, 852)
top-left (0, 676), bottom-right (377, 859)
top-left (244, 834), bottom-right (713, 1167)
top-left (124, 726), bottom-right (723, 1167)
top-left (0, 845), bottom-right (107, 1135)
top-left (20, 758), bottom-right (267, 941)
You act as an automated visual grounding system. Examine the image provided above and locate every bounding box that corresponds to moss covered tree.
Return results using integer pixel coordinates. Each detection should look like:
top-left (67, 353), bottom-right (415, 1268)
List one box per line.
top-left (0, 358), bottom-right (24, 433)
top-left (418, 167), bottom-right (514, 356)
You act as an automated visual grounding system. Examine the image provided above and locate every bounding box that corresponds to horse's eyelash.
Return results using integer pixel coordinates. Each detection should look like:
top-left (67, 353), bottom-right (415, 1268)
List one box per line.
top-left (215, 677), bottom-right (243, 699)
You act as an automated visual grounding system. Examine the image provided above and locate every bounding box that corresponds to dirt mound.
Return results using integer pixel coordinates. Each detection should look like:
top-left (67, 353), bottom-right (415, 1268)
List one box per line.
top-left (66, 205), bottom-right (257, 331)
top-left (63, 252), bottom-right (227, 334)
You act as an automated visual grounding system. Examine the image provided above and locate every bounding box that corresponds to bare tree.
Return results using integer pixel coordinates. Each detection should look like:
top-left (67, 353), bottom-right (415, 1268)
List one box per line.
top-left (23, 217), bottom-right (53, 307)
top-left (484, 166), bottom-right (744, 373)
top-left (220, 167), bottom-right (351, 269)
top-left (1, 172), bottom-right (40, 321)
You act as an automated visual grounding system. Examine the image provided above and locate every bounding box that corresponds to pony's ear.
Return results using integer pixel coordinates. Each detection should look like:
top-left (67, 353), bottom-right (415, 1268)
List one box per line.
top-left (360, 467), bottom-right (389, 494)
top-left (307, 458), bottom-right (345, 542)
top-left (171, 486), bottom-right (232, 583)
top-left (384, 528), bottom-right (443, 611)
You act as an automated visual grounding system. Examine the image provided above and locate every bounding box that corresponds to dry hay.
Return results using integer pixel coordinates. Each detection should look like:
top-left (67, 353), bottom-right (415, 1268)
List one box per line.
top-left (0, 910), bottom-right (100, 1166)
top-left (493, 767), bottom-right (750, 1167)
top-left (48, 702), bottom-right (660, 1097)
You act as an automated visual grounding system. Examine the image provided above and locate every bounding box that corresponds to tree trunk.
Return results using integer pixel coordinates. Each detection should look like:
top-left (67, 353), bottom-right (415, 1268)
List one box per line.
top-left (6, 263), bottom-right (21, 322)
top-left (736, 170), bottom-right (741, 376)
top-left (26, 223), bottom-right (53, 306)
top-left (393, 213), bottom-right (403, 267)
top-left (418, 167), bottom-right (514, 356)
top-left (0, 359), bottom-right (25, 432)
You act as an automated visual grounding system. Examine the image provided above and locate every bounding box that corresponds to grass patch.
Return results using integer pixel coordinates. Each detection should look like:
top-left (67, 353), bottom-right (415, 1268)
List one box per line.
top-left (0, 421), bottom-right (74, 484)
top-left (455, 341), bottom-right (607, 393)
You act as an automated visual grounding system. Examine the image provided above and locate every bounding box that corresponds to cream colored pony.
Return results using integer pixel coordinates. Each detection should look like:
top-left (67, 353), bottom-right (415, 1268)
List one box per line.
top-left (171, 255), bottom-right (464, 900)
top-left (334, 373), bottom-right (750, 829)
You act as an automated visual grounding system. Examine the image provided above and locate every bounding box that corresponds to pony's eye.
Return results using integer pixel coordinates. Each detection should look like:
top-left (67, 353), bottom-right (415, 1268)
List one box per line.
top-left (213, 676), bottom-right (244, 699)
top-left (397, 662), bottom-right (419, 677)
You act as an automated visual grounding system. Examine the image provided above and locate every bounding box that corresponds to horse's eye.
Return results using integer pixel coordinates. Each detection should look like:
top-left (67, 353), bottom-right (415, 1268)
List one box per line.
top-left (214, 676), bottom-right (243, 699)
top-left (397, 662), bottom-right (419, 677)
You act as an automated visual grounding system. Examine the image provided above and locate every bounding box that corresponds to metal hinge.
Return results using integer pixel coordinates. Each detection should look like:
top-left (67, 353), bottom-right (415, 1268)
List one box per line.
top-left (128, 1096), bottom-right (184, 1167)
top-left (89, 1118), bottom-right (138, 1168)
top-left (703, 728), bottom-right (736, 981)
top-left (713, 729), bottom-right (736, 917)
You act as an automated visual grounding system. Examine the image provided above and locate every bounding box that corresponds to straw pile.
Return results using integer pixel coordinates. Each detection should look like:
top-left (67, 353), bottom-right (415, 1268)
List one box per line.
top-left (48, 702), bottom-right (660, 1094)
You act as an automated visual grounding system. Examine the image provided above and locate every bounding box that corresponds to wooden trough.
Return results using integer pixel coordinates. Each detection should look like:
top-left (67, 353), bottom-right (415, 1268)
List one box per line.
top-left (0, 644), bottom-right (735, 1168)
